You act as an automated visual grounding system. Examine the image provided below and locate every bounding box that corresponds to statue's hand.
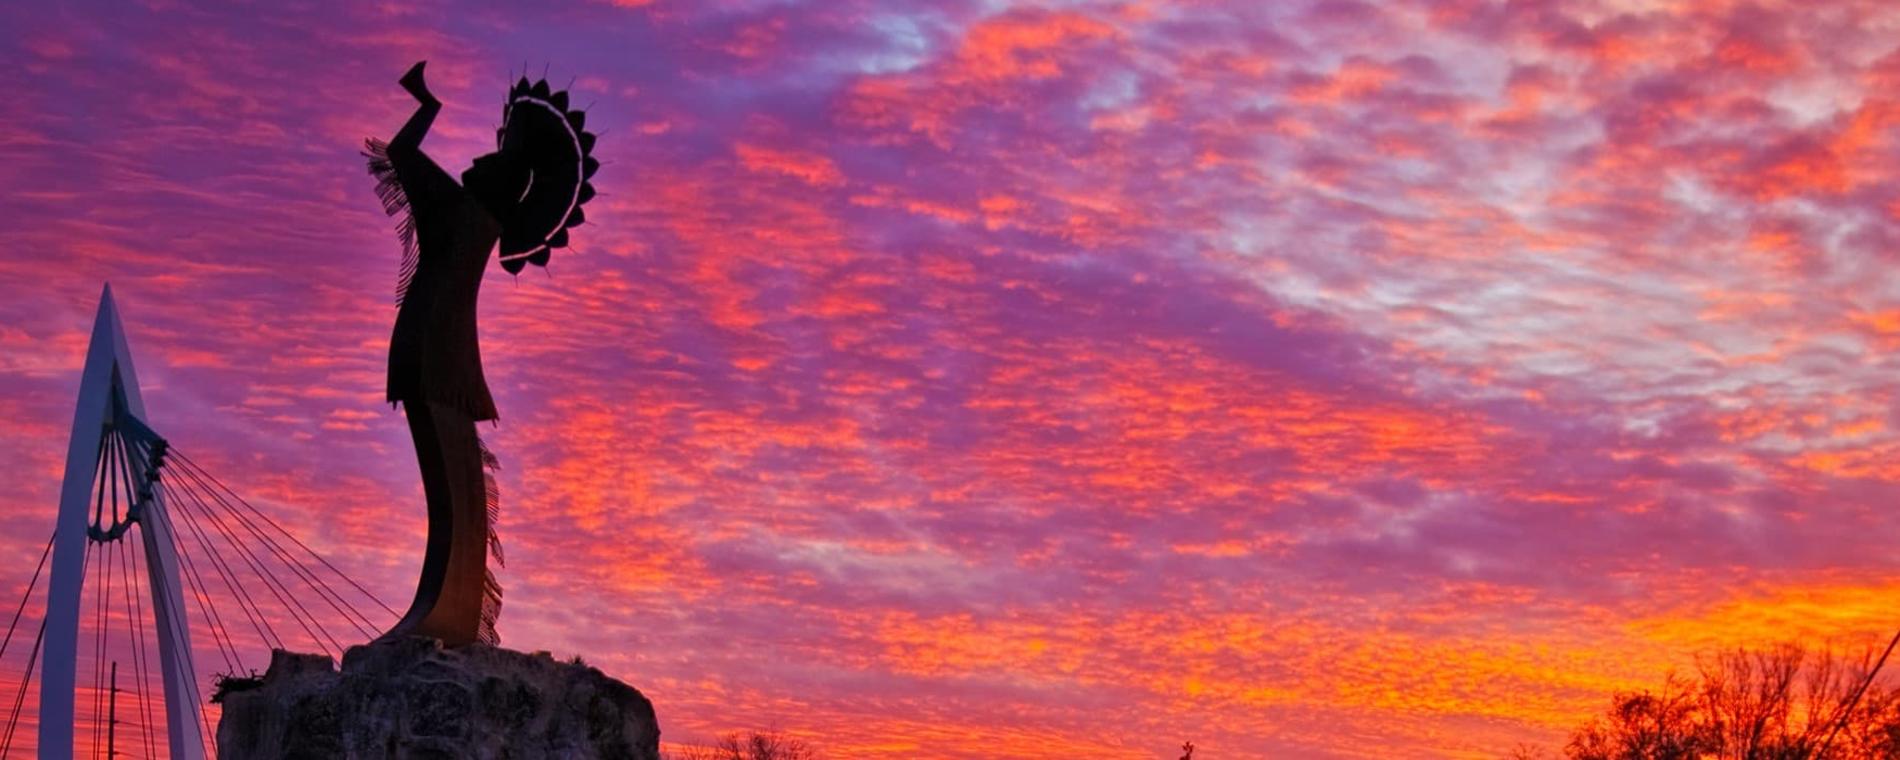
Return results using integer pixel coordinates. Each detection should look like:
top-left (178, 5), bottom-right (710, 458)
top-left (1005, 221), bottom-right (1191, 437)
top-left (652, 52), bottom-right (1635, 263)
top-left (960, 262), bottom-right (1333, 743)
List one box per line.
top-left (400, 61), bottom-right (437, 106)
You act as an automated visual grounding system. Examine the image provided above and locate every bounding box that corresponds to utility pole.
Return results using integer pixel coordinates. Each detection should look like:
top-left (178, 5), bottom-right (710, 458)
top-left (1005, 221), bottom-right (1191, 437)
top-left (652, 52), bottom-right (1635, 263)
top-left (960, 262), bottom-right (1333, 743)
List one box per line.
top-left (106, 662), bottom-right (117, 759)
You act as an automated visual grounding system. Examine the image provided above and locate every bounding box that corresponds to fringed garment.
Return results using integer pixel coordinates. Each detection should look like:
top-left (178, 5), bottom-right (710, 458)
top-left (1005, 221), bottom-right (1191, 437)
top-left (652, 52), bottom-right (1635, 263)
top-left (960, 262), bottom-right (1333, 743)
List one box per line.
top-left (365, 123), bottom-right (505, 647)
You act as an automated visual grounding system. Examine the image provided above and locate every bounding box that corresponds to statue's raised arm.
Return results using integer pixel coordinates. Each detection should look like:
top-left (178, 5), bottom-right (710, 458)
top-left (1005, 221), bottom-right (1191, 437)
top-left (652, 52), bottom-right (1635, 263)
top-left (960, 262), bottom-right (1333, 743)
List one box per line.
top-left (390, 61), bottom-right (440, 156)
top-left (362, 60), bottom-right (600, 647)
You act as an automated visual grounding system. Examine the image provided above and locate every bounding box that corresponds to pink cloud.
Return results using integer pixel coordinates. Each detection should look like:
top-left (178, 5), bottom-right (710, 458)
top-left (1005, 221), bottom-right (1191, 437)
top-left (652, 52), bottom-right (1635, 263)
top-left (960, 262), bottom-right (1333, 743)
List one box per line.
top-left (5, 0), bottom-right (1900, 756)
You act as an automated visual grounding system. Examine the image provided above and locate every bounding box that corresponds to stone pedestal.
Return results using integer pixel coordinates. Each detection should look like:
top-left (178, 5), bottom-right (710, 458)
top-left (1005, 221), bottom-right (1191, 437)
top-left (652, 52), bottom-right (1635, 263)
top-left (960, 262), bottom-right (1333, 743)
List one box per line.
top-left (215, 638), bottom-right (659, 760)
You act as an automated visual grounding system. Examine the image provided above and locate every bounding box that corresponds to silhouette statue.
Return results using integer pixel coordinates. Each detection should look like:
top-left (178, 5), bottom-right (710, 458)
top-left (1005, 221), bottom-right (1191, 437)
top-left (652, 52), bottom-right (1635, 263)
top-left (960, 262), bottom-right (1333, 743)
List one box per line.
top-left (363, 60), bottom-right (599, 646)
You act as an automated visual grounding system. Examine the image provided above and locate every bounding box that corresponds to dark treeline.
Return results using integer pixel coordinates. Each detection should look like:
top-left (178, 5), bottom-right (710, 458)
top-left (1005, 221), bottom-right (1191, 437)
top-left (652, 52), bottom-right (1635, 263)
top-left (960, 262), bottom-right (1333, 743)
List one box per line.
top-left (1512, 643), bottom-right (1900, 759)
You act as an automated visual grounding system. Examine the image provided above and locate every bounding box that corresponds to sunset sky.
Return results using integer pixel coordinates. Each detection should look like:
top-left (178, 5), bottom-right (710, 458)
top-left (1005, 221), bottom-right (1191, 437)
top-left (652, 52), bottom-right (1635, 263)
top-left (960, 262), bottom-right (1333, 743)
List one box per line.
top-left (4, 0), bottom-right (1900, 757)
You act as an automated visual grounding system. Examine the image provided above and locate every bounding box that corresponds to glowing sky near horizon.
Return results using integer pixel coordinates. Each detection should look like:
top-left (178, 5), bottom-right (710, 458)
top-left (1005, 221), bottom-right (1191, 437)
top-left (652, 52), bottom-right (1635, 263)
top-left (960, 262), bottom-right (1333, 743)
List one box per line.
top-left (5, 0), bottom-right (1900, 756)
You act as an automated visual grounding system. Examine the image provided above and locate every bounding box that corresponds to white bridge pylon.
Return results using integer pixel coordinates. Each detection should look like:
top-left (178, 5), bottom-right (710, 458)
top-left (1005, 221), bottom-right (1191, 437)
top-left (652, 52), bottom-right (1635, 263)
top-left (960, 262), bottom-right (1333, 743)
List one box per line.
top-left (42, 285), bottom-right (205, 760)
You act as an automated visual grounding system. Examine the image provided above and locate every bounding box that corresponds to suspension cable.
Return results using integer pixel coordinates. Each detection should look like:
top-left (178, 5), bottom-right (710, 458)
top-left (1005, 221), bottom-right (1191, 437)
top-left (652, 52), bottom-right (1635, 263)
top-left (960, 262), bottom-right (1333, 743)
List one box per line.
top-left (152, 477), bottom-right (282, 653)
top-left (165, 479), bottom-right (336, 659)
top-left (0, 533), bottom-right (55, 666)
top-left (0, 531), bottom-right (53, 758)
top-left (171, 450), bottom-right (398, 619)
top-left (92, 434), bottom-right (109, 537)
top-left (10, 426), bottom-right (425, 756)
top-left (116, 442), bottom-right (163, 760)
top-left (162, 512), bottom-right (241, 674)
top-left (128, 442), bottom-right (243, 674)
top-left (169, 460), bottom-right (379, 639)
top-left (125, 437), bottom-right (254, 664)
top-left (163, 472), bottom-right (340, 657)
top-left (137, 487), bottom-right (216, 756)
top-left (118, 540), bottom-right (156, 760)
top-left (0, 610), bottom-right (48, 756)
top-left (168, 453), bottom-right (393, 633)
top-left (91, 533), bottom-right (115, 760)
top-left (155, 483), bottom-right (252, 669)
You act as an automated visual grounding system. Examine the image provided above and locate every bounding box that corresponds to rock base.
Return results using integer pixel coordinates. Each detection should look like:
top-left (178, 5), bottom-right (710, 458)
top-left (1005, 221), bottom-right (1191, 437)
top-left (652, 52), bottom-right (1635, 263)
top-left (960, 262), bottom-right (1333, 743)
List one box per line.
top-left (215, 637), bottom-right (659, 760)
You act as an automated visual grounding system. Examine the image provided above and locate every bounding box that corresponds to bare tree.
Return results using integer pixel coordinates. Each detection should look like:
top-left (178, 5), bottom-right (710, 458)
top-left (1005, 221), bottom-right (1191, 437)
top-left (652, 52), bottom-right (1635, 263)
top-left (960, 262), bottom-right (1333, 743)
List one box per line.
top-left (1697, 645), bottom-right (1812, 757)
top-left (1522, 643), bottom-right (1900, 760)
top-left (665, 730), bottom-right (820, 760)
top-left (1564, 675), bottom-right (1709, 760)
top-left (1506, 744), bottom-right (1556, 760)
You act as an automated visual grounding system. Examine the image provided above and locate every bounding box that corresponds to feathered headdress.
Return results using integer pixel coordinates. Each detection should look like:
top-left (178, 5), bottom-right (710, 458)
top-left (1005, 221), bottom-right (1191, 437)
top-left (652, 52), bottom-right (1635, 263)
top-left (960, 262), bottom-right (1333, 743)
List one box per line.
top-left (496, 77), bottom-right (600, 275)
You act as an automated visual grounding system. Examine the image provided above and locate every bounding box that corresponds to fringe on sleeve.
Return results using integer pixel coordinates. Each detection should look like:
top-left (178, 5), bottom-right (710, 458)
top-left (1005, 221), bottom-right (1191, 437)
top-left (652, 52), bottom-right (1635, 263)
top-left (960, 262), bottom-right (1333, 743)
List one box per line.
top-left (363, 138), bottom-right (421, 306)
top-left (477, 434), bottom-right (504, 646)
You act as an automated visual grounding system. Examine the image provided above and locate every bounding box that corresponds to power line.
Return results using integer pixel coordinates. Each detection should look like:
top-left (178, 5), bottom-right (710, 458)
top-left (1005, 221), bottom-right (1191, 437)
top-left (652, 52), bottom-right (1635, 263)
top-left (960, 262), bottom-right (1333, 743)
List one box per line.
top-left (1815, 627), bottom-right (1900, 757)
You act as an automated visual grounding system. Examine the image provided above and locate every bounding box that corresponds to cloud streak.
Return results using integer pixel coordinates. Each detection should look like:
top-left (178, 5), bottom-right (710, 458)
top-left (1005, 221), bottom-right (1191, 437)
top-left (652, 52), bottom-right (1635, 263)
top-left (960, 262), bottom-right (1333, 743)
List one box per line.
top-left (3, 0), bottom-right (1900, 756)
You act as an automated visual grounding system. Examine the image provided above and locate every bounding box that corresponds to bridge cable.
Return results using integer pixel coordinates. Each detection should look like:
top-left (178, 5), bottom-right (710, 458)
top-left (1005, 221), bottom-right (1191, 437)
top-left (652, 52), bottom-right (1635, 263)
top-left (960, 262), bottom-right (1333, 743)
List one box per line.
top-left (170, 451), bottom-right (399, 620)
top-left (155, 481), bottom-right (251, 669)
top-left (102, 433), bottom-right (131, 759)
top-left (168, 460), bottom-right (377, 640)
top-left (139, 485), bottom-right (216, 755)
top-left (153, 476), bottom-right (281, 653)
top-left (91, 435), bottom-right (108, 538)
top-left (163, 468), bottom-right (341, 657)
top-left (93, 525), bottom-right (118, 760)
top-left (131, 444), bottom-right (244, 674)
top-left (205, 490), bottom-right (381, 639)
top-left (116, 540), bottom-right (156, 760)
top-left (0, 533), bottom-right (55, 666)
top-left (165, 479), bottom-right (339, 659)
top-left (193, 495), bottom-right (379, 640)
top-left (130, 446), bottom-right (233, 755)
top-left (98, 432), bottom-right (129, 759)
top-left (169, 452), bottom-right (397, 626)
top-left (0, 605), bottom-right (49, 757)
top-left (81, 435), bottom-right (110, 756)
top-left (114, 436), bottom-right (163, 760)
top-left (0, 530), bottom-right (54, 759)
top-left (117, 447), bottom-right (161, 760)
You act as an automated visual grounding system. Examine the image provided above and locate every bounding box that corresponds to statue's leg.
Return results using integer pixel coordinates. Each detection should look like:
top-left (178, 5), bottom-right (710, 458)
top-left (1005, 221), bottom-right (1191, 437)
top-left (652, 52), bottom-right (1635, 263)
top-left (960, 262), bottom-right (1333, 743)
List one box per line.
top-left (380, 400), bottom-right (490, 646)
